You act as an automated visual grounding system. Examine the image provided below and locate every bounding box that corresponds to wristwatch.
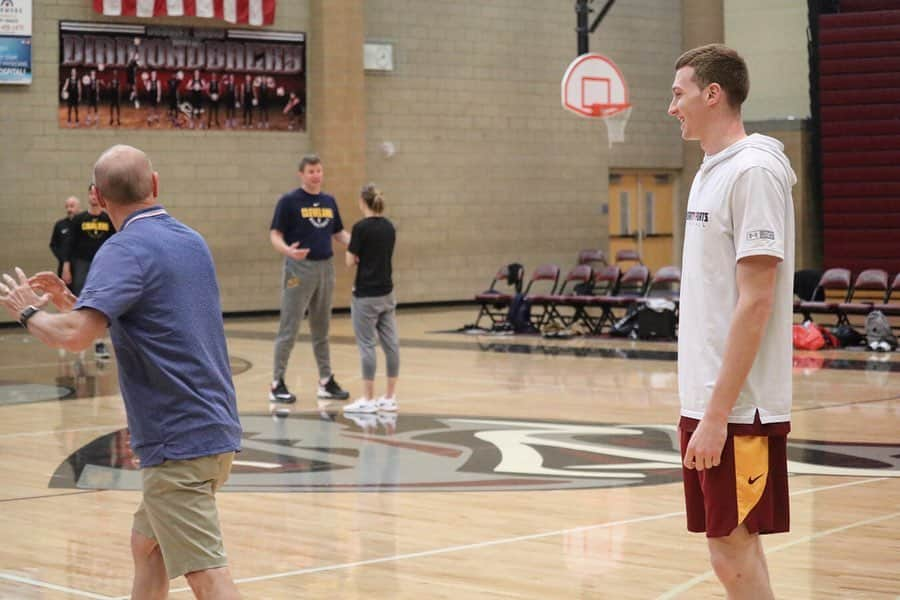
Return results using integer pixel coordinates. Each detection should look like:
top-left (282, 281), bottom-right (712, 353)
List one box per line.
top-left (18, 305), bottom-right (41, 328)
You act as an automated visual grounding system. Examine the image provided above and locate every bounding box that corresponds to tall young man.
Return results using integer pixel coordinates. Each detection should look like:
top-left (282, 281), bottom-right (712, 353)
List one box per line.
top-left (269, 154), bottom-right (351, 404)
top-left (668, 44), bottom-right (796, 599)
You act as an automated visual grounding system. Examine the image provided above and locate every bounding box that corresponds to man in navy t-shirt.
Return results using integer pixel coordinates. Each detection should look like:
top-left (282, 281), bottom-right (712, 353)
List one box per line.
top-left (268, 153), bottom-right (352, 405)
top-left (0, 145), bottom-right (242, 597)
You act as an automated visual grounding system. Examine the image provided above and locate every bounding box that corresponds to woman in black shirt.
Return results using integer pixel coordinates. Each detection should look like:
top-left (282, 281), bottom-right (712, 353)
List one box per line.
top-left (343, 184), bottom-right (399, 414)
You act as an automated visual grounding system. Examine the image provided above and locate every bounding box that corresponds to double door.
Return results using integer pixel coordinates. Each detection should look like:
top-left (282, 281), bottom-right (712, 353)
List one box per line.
top-left (607, 171), bottom-right (677, 273)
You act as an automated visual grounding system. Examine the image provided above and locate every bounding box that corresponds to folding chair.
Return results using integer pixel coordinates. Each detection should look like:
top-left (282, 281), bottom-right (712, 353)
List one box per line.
top-left (638, 265), bottom-right (681, 301)
top-left (872, 272), bottom-right (900, 318)
top-left (583, 264), bottom-right (650, 334)
top-left (520, 264), bottom-right (561, 329)
top-left (472, 263), bottom-right (524, 329)
top-left (577, 249), bottom-right (607, 268)
top-left (531, 264), bottom-right (593, 328)
top-left (614, 248), bottom-right (643, 266)
top-left (837, 269), bottom-right (889, 321)
top-left (567, 265), bottom-right (622, 333)
top-left (797, 268), bottom-right (853, 326)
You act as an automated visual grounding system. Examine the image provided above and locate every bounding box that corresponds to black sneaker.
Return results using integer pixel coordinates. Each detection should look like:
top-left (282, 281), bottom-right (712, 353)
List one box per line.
top-left (94, 342), bottom-right (111, 360)
top-left (269, 378), bottom-right (297, 404)
top-left (317, 375), bottom-right (350, 400)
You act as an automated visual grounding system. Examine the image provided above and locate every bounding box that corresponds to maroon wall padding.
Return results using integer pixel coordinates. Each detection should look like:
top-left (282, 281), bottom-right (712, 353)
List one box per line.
top-left (821, 120), bottom-right (900, 137)
top-left (822, 166), bottom-right (900, 182)
top-left (819, 40), bottom-right (900, 59)
top-left (822, 104), bottom-right (900, 121)
top-left (819, 56), bottom-right (900, 75)
top-left (820, 88), bottom-right (900, 105)
top-left (825, 183), bottom-right (900, 197)
top-left (824, 198), bottom-right (900, 212)
top-left (821, 73), bottom-right (900, 90)
top-left (821, 136), bottom-right (900, 152)
top-left (818, 1), bottom-right (900, 275)
top-left (819, 23), bottom-right (900, 44)
top-left (824, 152), bottom-right (900, 167)
top-left (820, 9), bottom-right (900, 27)
top-left (839, 0), bottom-right (900, 11)
top-left (825, 214), bottom-right (900, 227)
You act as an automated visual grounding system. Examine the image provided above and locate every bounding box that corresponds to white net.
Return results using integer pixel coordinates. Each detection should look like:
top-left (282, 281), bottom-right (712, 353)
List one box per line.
top-left (604, 106), bottom-right (632, 148)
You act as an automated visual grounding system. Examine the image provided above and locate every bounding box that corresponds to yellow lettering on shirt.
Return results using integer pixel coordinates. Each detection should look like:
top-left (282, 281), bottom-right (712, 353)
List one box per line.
top-left (82, 221), bottom-right (110, 232)
top-left (300, 207), bottom-right (334, 220)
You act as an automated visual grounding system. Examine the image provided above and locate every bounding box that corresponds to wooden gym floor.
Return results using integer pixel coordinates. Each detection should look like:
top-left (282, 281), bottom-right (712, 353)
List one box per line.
top-left (0, 306), bottom-right (898, 598)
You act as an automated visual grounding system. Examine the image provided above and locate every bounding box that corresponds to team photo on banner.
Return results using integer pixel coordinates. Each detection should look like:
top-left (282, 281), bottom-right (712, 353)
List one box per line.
top-left (58, 21), bottom-right (305, 131)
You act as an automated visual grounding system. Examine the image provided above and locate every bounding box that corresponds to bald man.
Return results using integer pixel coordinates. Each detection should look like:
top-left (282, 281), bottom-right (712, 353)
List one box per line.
top-left (49, 196), bottom-right (80, 280)
top-left (0, 145), bottom-right (242, 600)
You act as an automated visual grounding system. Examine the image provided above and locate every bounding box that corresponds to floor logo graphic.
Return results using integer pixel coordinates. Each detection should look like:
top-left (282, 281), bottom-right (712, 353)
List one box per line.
top-left (51, 414), bottom-right (900, 492)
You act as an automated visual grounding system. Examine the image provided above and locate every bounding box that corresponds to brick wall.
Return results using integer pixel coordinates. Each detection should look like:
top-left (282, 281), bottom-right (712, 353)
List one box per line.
top-left (363, 0), bottom-right (683, 302)
top-left (0, 1), bottom-right (312, 325)
top-left (1, 1), bottom-right (686, 322)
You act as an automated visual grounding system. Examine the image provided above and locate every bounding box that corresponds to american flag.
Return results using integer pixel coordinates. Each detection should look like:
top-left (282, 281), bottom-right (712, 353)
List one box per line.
top-left (93, 0), bottom-right (276, 27)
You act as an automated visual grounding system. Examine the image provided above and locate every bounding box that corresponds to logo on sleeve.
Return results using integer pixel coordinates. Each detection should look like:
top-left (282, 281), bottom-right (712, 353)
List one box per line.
top-left (747, 230), bottom-right (775, 241)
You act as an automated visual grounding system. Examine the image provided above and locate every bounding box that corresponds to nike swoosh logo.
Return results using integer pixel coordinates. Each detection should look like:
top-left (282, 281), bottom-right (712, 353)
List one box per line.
top-left (748, 474), bottom-right (764, 485)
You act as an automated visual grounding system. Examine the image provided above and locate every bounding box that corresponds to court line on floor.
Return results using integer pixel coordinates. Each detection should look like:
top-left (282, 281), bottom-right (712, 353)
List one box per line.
top-left (0, 489), bottom-right (100, 505)
top-left (131, 509), bottom-right (688, 598)
top-left (658, 509), bottom-right (900, 599)
top-left (0, 424), bottom-right (120, 440)
top-left (3, 478), bottom-right (886, 598)
top-left (152, 477), bottom-right (887, 597)
top-left (0, 571), bottom-right (114, 599)
top-left (656, 477), bottom-right (900, 600)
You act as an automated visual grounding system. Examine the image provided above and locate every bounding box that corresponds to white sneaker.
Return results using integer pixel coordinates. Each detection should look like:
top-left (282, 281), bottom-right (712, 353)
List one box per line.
top-left (343, 398), bottom-right (378, 413)
top-left (376, 396), bottom-right (398, 412)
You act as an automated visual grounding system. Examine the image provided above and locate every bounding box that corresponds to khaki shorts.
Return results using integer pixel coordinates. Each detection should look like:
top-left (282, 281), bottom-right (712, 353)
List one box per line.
top-left (133, 452), bottom-right (234, 579)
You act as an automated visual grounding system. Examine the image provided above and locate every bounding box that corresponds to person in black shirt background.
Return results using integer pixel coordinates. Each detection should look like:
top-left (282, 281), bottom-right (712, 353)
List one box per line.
top-left (62, 183), bottom-right (116, 358)
top-left (342, 184), bottom-right (400, 414)
top-left (50, 196), bottom-right (81, 279)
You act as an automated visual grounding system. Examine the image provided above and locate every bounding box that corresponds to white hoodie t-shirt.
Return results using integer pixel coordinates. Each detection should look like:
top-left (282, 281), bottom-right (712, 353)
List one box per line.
top-left (679, 134), bottom-right (797, 424)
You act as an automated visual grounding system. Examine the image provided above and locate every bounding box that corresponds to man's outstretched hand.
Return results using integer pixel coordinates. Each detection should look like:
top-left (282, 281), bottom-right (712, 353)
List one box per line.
top-left (28, 271), bottom-right (77, 312)
top-left (0, 268), bottom-right (50, 321)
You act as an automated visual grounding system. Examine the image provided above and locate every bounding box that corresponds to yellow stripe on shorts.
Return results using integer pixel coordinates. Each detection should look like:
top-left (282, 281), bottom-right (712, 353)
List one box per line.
top-left (734, 435), bottom-right (768, 525)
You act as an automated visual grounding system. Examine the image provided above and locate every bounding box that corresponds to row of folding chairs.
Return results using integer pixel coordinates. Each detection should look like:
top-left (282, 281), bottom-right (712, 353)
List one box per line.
top-left (473, 259), bottom-right (680, 334)
top-left (795, 268), bottom-right (900, 327)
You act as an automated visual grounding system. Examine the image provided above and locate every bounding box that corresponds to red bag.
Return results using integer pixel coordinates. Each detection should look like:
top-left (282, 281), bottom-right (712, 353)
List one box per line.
top-left (793, 322), bottom-right (825, 350)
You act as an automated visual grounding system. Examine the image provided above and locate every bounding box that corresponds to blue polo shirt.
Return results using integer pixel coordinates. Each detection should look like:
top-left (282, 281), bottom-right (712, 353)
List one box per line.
top-left (75, 205), bottom-right (242, 468)
top-left (270, 188), bottom-right (344, 260)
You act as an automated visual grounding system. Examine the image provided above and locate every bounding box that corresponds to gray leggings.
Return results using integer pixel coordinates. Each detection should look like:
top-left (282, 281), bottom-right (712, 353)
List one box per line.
top-left (351, 293), bottom-right (400, 380)
top-left (273, 258), bottom-right (334, 381)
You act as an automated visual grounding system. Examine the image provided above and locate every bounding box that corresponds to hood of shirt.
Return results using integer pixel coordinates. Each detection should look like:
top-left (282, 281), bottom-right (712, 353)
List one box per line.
top-left (700, 133), bottom-right (798, 188)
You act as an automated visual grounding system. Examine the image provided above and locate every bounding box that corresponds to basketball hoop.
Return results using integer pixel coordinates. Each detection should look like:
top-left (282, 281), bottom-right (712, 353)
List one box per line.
top-left (603, 106), bottom-right (632, 147)
top-left (561, 53), bottom-right (632, 147)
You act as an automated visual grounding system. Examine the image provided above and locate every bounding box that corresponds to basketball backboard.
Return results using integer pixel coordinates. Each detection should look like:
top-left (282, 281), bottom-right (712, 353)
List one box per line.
top-left (562, 53), bottom-right (630, 118)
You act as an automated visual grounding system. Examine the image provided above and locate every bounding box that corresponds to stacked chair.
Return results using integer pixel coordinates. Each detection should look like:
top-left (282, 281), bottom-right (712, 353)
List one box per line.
top-left (796, 268), bottom-right (900, 328)
top-left (470, 249), bottom-right (684, 337)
